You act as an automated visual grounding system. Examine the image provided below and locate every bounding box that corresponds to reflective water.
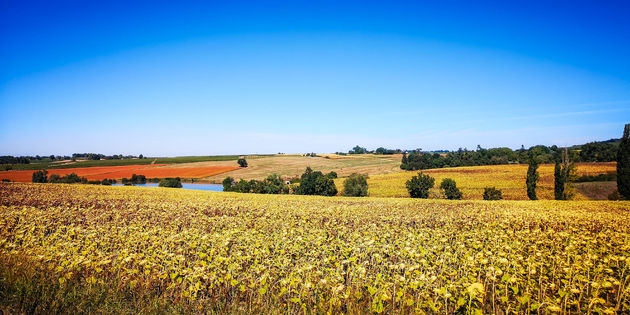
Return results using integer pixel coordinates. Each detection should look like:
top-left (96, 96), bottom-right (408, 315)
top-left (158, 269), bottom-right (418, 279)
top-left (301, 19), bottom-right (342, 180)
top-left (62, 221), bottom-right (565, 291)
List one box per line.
top-left (113, 183), bottom-right (223, 191)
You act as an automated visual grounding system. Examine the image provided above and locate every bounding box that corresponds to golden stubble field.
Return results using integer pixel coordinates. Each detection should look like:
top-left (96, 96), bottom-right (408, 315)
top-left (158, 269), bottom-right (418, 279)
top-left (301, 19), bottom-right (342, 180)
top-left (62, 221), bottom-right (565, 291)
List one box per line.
top-left (184, 154), bottom-right (403, 182)
top-left (363, 162), bottom-right (617, 200)
top-left (1, 183), bottom-right (629, 313)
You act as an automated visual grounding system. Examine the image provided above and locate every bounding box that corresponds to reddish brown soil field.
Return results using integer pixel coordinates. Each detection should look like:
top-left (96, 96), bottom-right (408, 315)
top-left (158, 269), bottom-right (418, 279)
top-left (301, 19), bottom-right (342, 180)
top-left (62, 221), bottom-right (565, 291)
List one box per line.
top-left (0, 165), bottom-right (238, 182)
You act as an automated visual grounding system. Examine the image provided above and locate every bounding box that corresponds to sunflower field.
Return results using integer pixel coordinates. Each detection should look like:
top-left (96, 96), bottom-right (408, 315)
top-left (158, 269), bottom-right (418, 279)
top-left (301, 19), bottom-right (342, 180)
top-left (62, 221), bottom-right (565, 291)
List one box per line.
top-left (1, 183), bottom-right (629, 314)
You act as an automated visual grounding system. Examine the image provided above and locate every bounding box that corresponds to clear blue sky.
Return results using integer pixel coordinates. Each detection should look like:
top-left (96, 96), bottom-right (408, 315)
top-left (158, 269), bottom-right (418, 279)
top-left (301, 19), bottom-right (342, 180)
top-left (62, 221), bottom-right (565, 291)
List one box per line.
top-left (1, 0), bottom-right (629, 156)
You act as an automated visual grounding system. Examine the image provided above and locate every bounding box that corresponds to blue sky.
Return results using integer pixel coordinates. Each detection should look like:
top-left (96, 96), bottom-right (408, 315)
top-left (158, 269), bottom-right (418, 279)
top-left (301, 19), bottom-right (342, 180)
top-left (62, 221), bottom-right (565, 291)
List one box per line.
top-left (1, 1), bottom-right (629, 156)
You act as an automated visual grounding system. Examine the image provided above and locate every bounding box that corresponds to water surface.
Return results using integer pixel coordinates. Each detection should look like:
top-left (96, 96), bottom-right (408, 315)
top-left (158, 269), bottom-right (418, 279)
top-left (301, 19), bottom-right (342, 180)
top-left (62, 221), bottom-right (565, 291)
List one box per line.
top-left (114, 183), bottom-right (223, 191)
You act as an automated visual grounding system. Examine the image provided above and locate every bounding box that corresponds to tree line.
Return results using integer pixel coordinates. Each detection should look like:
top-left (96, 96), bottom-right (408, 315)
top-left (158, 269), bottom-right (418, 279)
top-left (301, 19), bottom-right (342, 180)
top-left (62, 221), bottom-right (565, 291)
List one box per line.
top-left (400, 141), bottom-right (619, 171)
top-left (0, 153), bottom-right (146, 166)
top-left (32, 170), bottom-right (117, 185)
top-left (223, 167), bottom-right (369, 197)
top-left (404, 124), bottom-right (630, 201)
top-left (72, 153), bottom-right (145, 160)
top-left (525, 124), bottom-right (629, 200)
top-left (347, 145), bottom-right (403, 155)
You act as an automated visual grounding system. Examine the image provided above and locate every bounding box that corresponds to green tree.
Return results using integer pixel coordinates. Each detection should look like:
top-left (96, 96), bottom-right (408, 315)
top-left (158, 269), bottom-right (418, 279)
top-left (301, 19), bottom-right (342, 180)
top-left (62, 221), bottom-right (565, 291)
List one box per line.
top-left (348, 145), bottom-right (367, 154)
top-left (233, 179), bottom-right (252, 193)
top-left (342, 173), bottom-right (369, 197)
top-left (526, 156), bottom-right (539, 200)
top-left (406, 172), bottom-right (434, 198)
top-left (222, 177), bottom-right (235, 192)
top-left (237, 158), bottom-right (248, 167)
top-left (262, 174), bottom-right (289, 194)
top-left (32, 170), bottom-right (48, 183)
top-left (295, 167), bottom-right (316, 195)
top-left (440, 178), bottom-right (462, 200)
top-left (483, 187), bottom-right (503, 200)
top-left (618, 124), bottom-right (630, 199)
top-left (296, 167), bottom-right (337, 196)
top-left (159, 177), bottom-right (182, 188)
top-left (315, 175), bottom-right (338, 196)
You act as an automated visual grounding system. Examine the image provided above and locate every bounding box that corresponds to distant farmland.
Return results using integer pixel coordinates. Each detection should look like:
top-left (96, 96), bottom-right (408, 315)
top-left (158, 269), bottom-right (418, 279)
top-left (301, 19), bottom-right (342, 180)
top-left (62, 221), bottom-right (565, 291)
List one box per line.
top-left (5, 155), bottom-right (247, 171)
top-left (0, 165), bottom-right (239, 182)
top-left (364, 162), bottom-right (617, 200)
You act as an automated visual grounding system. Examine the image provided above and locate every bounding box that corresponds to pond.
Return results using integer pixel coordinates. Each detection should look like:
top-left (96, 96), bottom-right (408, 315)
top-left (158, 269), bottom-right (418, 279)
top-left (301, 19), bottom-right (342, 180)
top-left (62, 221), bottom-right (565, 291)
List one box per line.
top-left (114, 183), bottom-right (223, 191)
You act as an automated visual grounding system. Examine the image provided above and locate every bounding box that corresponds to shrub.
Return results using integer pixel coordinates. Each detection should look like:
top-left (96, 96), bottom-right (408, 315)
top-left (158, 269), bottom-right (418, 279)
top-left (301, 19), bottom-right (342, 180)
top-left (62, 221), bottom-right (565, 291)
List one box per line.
top-left (342, 173), bottom-right (369, 197)
top-left (130, 174), bottom-right (146, 184)
top-left (237, 158), bottom-right (248, 167)
top-left (573, 173), bottom-right (616, 182)
top-left (47, 173), bottom-right (86, 184)
top-left (32, 170), bottom-right (48, 183)
top-left (608, 190), bottom-right (620, 201)
top-left (48, 174), bottom-right (61, 183)
top-left (60, 173), bottom-right (83, 184)
top-left (440, 178), bottom-right (462, 200)
top-left (483, 187), bottom-right (503, 200)
top-left (101, 178), bottom-right (115, 185)
top-left (159, 177), bottom-right (182, 188)
top-left (406, 172), bottom-right (434, 198)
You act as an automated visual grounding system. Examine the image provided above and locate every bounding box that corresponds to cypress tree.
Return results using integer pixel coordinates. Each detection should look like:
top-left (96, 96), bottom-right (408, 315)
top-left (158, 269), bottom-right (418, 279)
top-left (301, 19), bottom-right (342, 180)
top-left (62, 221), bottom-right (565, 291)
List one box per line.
top-left (554, 148), bottom-right (576, 200)
top-left (526, 156), bottom-right (539, 200)
top-left (554, 161), bottom-right (564, 200)
top-left (618, 124), bottom-right (630, 199)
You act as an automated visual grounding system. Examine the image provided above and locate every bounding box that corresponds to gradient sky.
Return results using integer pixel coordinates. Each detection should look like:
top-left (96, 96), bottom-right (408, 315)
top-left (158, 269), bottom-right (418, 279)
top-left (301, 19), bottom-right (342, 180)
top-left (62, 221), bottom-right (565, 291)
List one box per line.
top-left (1, 0), bottom-right (630, 156)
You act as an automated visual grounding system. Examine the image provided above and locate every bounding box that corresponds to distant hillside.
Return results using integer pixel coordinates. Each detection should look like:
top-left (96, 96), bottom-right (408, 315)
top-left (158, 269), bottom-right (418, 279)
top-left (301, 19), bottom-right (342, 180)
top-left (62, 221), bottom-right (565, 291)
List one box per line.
top-left (570, 138), bottom-right (620, 149)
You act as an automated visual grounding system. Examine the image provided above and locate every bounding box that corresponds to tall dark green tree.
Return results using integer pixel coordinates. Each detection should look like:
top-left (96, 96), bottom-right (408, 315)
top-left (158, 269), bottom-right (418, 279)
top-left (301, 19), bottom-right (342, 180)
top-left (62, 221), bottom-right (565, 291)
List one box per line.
top-left (618, 124), bottom-right (630, 199)
top-left (554, 162), bottom-right (563, 200)
top-left (526, 156), bottom-right (539, 200)
top-left (554, 148), bottom-right (576, 200)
